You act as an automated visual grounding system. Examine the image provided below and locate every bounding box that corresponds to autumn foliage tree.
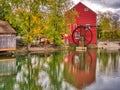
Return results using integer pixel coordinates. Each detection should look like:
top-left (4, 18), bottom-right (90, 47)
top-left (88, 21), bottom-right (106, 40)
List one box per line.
top-left (0, 0), bottom-right (75, 49)
top-left (43, 0), bottom-right (74, 46)
top-left (2, 0), bottom-right (47, 50)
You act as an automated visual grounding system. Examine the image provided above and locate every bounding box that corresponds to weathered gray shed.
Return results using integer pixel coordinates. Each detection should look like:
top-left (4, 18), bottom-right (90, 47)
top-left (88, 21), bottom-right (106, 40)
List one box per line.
top-left (0, 20), bottom-right (16, 51)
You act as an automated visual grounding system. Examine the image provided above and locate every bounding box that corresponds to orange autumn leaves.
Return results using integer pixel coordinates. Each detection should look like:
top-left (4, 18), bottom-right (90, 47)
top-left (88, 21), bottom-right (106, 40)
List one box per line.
top-left (16, 9), bottom-right (43, 43)
top-left (32, 15), bottom-right (41, 35)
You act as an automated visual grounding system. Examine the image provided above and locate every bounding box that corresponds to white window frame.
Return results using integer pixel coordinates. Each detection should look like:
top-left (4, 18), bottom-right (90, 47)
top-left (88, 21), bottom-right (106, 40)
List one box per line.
top-left (75, 32), bottom-right (80, 38)
top-left (86, 24), bottom-right (90, 30)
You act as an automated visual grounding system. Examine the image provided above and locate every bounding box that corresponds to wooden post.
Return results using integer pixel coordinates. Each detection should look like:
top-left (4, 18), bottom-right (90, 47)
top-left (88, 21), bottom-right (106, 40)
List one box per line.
top-left (79, 36), bottom-right (84, 47)
top-left (76, 36), bottom-right (86, 51)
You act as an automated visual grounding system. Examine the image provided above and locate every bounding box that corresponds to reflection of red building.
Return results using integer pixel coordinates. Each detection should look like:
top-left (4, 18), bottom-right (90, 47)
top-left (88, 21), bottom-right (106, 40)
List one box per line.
top-left (63, 50), bottom-right (96, 89)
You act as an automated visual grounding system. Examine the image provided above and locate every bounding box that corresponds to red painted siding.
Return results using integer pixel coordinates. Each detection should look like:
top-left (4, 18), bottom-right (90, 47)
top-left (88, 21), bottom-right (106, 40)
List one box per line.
top-left (65, 2), bottom-right (97, 45)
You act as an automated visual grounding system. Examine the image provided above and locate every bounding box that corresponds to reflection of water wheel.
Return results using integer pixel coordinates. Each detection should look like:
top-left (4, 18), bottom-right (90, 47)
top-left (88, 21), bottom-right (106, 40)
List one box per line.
top-left (71, 51), bottom-right (92, 70)
top-left (72, 25), bottom-right (93, 46)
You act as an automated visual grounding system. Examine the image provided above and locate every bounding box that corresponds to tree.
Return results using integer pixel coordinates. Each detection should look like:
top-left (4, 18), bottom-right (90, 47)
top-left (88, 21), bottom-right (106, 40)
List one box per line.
top-left (97, 12), bottom-right (112, 40)
top-left (44, 0), bottom-right (74, 46)
top-left (6, 0), bottom-right (47, 50)
top-left (111, 14), bottom-right (120, 39)
top-left (97, 11), bottom-right (120, 40)
top-left (0, 0), bottom-right (12, 20)
top-left (0, 0), bottom-right (75, 49)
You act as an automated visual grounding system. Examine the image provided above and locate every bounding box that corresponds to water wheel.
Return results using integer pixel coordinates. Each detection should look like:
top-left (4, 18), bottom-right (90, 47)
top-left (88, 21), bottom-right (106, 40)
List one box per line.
top-left (72, 25), bottom-right (93, 46)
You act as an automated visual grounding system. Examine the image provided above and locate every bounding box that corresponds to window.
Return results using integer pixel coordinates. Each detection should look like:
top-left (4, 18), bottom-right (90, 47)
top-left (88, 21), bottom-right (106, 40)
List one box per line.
top-left (86, 24), bottom-right (90, 30)
top-left (84, 8), bottom-right (89, 12)
top-left (75, 32), bottom-right (80, 38)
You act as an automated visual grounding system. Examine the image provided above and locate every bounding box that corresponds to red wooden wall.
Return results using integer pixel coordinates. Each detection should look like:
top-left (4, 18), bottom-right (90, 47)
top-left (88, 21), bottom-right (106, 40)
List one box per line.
top-left (65, 2), bottom-right (97, 45)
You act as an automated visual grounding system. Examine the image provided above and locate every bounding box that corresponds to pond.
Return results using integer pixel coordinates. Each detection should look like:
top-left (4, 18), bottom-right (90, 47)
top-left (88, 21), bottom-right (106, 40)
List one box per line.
top-left (0, 49), bottom-right (120, 90)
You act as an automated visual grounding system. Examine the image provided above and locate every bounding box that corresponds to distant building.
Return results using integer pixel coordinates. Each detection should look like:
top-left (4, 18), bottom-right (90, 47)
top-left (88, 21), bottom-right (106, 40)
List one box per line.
top-left (0, 20), bottom-right (16, 51)
top-left (64, 2), bottom-right (97, 47)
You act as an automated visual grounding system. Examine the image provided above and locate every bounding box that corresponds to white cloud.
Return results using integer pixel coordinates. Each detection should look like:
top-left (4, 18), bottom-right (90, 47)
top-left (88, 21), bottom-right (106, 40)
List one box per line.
top-left (72, 0), bottom-right (119, 13)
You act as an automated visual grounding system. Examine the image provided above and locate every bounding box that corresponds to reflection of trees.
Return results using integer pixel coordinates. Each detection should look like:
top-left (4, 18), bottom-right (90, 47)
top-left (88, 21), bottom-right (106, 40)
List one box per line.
top-left (47, 52), bottom-right (64, 90)
top-left (111, 52), bottom-right (117, 70)
top-left (97, 50), bottom-right (120, 75)
top-left (1, 50), bottom-right (120, 90)
top-left (15, 50), bottom-right (98, 90)
top-left (15, 52), bottom-right (64, 90)
top-left (98, 51), bottom-right (109, 72)
top-left (0, 75), bottom-right (15, 90)
top-left (15, 53), bottom-right (42, 90)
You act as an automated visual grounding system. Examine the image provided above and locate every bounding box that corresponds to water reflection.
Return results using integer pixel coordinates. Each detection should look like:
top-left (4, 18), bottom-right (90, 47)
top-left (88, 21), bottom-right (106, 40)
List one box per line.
top-left (63, 50), bottom-right (97, 89)
top-left (14, 50), bottom-right (97, 90)
top-left (0, 55), bottom-right (16, 90)
top-left (15, 52), bottom-right (64, 90)
top-left (0, 50), bottom-right (120, 90)
top-left (0, 57), bottom-right (16, 76)
top-left (96, 50), bottom-right (120, 77)
top-left (85, 50), bottom-right (120, 90)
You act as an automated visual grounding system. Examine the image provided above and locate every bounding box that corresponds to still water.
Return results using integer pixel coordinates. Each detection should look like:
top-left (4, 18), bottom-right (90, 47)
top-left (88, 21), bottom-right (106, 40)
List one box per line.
top-left (0, 49), bottom-right (120, 90)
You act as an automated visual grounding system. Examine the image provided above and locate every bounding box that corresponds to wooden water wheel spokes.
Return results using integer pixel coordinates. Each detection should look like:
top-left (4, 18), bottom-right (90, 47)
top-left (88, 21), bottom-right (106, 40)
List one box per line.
top-left (84, 28), bottom-right (93, 46)
top-left (72, 26), bottom-right (84, 46)
top-left (72, 25), bottom-right (93, 46)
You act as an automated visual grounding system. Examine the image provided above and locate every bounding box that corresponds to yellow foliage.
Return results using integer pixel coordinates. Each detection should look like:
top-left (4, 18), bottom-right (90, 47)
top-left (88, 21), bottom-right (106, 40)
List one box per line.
top-left (44, 26), bottom-right (48, 30)
top-left (37, 20), bottom-right (40, 24)
top-left (49, 38), bottom-right (54, 43)
top-left (31, 15), bottom-right (41, 24)
top-left (33, 27), bottom-right (41, 36)
top-left (29, 36), bottom-right (33, 42)
top-left (33, 28), bottom-right (37, 35)
top-left (32, 15), bottom-right (37, 21)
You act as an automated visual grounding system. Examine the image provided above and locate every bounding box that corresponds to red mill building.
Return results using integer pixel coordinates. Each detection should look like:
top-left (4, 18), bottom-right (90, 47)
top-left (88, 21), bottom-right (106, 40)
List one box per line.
top-left (64, 2), bottom-right (97, 47)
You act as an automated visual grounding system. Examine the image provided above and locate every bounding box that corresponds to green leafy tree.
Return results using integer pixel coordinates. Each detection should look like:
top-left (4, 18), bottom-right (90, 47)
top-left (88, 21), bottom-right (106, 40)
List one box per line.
top-left (97, 11), bottom-right (120, 40)
top-left (44, 0), bottom-right (75, 46)
top-left (0, 0), bottom-right (12, 20)
top-left (97, 12), bottom-right (112, 40)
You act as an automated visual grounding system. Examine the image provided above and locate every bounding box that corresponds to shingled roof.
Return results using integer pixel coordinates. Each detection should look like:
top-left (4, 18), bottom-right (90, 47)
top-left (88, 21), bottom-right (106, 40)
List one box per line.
top-left (0, 20), bottom-right (16, 34)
